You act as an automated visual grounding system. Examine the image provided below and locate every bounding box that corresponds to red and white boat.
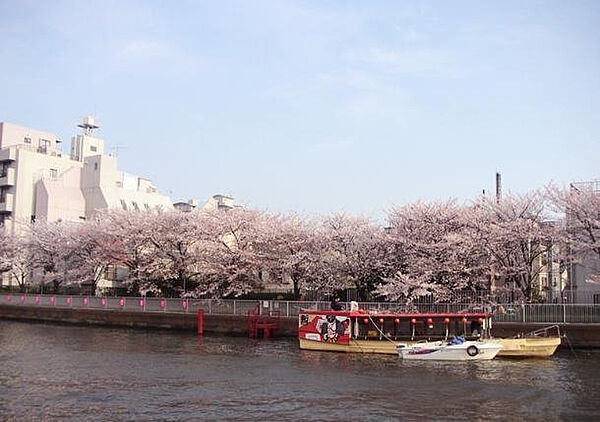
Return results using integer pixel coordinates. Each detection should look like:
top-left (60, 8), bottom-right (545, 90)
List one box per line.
top-left (298, 309), bottom-right (560, 358)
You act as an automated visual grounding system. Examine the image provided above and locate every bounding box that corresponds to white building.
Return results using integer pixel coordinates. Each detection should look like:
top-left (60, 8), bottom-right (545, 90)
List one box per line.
top-left (0, 117), bottom-right (172, 233)
top-left (568, 181), bottom-right (600, 304)
top-left (173, 195), bottom-right (236, 213)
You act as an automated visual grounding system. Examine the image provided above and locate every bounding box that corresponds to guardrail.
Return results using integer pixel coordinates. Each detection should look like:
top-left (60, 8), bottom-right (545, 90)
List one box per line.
top-left (1, 294), bottom-right (600, 323)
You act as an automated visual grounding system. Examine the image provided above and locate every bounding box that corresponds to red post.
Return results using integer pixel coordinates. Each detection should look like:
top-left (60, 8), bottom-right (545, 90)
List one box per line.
top-left (197, 309), bottom-right (204, 335)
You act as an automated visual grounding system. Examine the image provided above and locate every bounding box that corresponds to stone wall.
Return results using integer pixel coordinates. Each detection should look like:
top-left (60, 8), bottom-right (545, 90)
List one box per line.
top-left (1, 305), bottom-right (599, 347)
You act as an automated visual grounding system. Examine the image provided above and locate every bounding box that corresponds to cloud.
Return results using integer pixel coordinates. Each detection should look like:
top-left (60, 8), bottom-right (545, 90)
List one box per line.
top-left (347, 47), bottom-right (464, 78)
top-left (118, 40), bottom-right (200, 70)
top-left (121, 40), bottom-right (174, 60)
top-left (309, 138), bottom-right (357, 155)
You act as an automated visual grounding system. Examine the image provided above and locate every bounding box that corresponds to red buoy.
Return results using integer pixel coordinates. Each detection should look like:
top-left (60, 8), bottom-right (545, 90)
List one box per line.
top-left (462, 317), bottom-right (468, 323)
top-left (478, 317), bottom-right (484, 323)
top-left (411, 318), bottom-right (417, 324)
top-left (427, 318), bottom-right (433, 324)
top-left (394, 318), bottom-right (400, 324)
top-left (378, 318), bottom-right (384, 323)
top-left (363, 318), bottom-right (369, 324)
top-left (444, 317), bottom-right (450, 324)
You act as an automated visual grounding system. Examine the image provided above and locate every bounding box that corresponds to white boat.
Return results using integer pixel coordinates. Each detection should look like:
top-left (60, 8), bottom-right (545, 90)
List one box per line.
top-left (397, 339), bottom-right (503, 361)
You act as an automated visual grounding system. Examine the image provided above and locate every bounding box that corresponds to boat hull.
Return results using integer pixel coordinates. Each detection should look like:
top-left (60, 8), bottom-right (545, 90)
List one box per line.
top-left (398, 341), bottom-right (502, 361)
top-left (495, 337), bottom-right (561, 358)
top-left (299, 336), bottom-right (561, 358)
top-left (299, 338), bottom-right (399, 354)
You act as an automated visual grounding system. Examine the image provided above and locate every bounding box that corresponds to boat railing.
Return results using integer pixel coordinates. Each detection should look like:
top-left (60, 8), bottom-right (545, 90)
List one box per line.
top-left (523, 324), bottom-right (561, 339)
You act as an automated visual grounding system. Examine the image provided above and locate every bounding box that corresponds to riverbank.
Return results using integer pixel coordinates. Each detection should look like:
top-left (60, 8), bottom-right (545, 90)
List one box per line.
top-left (2, 304), bottom-right (600, 347)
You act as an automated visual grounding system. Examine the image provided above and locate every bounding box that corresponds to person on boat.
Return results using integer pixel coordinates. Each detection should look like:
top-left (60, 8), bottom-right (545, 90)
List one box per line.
top-left (470, 319), bottom-right (482, 337)
top-left (330, 297), bottom-right (343, 311)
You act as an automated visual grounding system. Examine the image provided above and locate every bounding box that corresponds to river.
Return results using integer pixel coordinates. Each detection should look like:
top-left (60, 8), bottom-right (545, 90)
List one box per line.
top-left (0, 320), bottom-right (598, 421)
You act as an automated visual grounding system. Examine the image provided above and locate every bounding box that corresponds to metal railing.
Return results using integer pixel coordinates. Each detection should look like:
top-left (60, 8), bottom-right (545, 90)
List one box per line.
top-left (2, 293), bottom-right (600, 324)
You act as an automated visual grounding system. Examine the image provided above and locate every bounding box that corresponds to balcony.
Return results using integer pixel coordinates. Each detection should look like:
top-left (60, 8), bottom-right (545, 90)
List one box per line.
top-left (0, 193), bottom-right (14, 213)
top-left (0, 148), bottom-right (17, 162)
top-left (0, 167), bottom-right (15, 186)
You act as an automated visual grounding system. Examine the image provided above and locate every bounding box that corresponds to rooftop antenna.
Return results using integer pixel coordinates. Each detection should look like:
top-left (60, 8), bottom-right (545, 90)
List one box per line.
top-left (110, 145), bottom-right (128, 158)
top-left (77, 116), bottom-right (99, 136)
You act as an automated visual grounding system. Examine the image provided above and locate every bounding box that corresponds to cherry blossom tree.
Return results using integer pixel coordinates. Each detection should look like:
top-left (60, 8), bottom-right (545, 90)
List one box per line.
top-left (95, 209), bottom-right (158, 294)
top-left (379, 200), bottom-right (488, 302)
top-left (548, 183), bottom-right (600, 260)
top-left (202, 208), bottom-right (271, 297)
top-left (321, 213), bottom-right (393, 301)
top-left (28, 222), bottom-right (90, 292)
top-left (66, 219), bottom-right (118, 295)
top-left (143, 210), bottom-right (216, 297)
top-left (471, 191), bottom-right (560, 301)
top-left (0, 230), bottom-right (13, 274)
top-left (260, 213), bottom-right (330, 299)
top-left (0, 232), bottom-right (35, 292)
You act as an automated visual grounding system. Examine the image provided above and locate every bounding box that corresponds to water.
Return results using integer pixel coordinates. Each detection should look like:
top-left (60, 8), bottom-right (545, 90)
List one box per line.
top-left (0, 321), bottom-right (598, 421)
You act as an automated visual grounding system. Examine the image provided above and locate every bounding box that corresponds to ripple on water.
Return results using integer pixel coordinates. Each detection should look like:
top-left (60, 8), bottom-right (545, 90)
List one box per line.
top-left (0, 321), bottom-right (598, 421)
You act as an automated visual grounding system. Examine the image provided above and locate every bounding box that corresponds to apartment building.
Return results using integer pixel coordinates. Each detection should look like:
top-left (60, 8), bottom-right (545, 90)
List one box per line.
top-left (0, 117), bottom-right (172, 234)
top-left (568, 181), bottom-right (600, 304)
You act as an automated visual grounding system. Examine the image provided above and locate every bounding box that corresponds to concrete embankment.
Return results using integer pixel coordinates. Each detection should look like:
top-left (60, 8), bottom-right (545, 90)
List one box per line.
top-left (1, 304), bottom-right (599, 347)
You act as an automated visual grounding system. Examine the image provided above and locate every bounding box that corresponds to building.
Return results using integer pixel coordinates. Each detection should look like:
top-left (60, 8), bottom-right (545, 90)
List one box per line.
top-left (173, 195), bottom-right (236, 213)
top-left (0, 117), bottom-right (172, 234)
top-left (567, 180), bottom-right (600, 304)
top-left (204, 194), bottom-right (235, 211)
top-left (530, 240), bottom-right (568, 303)
top-left (173, 199), bottom-right (199, 213)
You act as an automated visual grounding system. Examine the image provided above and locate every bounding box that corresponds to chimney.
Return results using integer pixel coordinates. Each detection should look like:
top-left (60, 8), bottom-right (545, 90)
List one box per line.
top-left (496, 172), bottom-right (502, 203)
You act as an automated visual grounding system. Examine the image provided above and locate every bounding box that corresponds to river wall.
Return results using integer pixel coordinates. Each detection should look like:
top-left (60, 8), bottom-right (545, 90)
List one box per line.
top-left (1, 304), bottom-right (599, 347)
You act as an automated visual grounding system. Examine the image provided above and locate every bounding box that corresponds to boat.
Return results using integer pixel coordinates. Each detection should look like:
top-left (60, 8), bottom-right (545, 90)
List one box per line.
top-left (493, 325), bottom-right (562, 358)
top-left (298, 309), bottom-right (561, 358)
top-left (397, 338), bottom-right (502, 361)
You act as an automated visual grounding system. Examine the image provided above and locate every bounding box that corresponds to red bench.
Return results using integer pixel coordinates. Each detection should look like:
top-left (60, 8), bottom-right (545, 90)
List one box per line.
top-left (248, 307), bottom-right (281, 338)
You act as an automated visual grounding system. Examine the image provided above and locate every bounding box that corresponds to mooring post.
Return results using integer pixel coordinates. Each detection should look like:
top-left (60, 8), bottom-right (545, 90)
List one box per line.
top-left (197, 309), bottom-right (204, 335)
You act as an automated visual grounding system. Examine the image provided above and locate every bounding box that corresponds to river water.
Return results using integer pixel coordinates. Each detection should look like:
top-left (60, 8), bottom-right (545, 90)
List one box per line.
top-left (0, 321), bottom-right (598, 421)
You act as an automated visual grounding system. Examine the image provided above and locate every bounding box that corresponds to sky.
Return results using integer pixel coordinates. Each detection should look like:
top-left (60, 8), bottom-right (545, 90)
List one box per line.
top-left (1, 1), bottom-right (599, 217)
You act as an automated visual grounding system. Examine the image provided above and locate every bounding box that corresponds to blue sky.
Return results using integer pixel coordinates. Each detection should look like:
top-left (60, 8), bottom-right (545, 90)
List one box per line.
top-left (1, 1), bottom-right (599, 216)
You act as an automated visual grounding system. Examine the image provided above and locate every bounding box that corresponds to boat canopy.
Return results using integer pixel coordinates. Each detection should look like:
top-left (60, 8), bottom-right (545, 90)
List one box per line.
top-left (299, 310), bottom-right (492, 319)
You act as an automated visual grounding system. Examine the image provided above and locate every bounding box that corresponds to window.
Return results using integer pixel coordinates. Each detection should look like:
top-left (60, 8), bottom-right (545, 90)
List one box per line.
top-left (49, 168), bottom-right (58, 179)
top-left (132, 201), bottom-right (140, 211)
top-left (90, 145), bottom-right (97, 152)
top-left (0, 187), bottom-right (8, 203)
top-left (144, 203), bottom-right (150, 211)
top-left (120, 199), bottom-right (128, 210)
top-left (94, 162), bottom-right (98, 170)
top-left (24, 137), bottom-right (31, 144)
top-left (0, 162), bottom-right (9, 178)
top-left (104, 265), bottom-right (118, 281)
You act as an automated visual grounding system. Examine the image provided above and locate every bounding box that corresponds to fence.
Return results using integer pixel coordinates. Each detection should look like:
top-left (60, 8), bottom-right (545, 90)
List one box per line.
top-left (2, 293), bottom-right (600, 324)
